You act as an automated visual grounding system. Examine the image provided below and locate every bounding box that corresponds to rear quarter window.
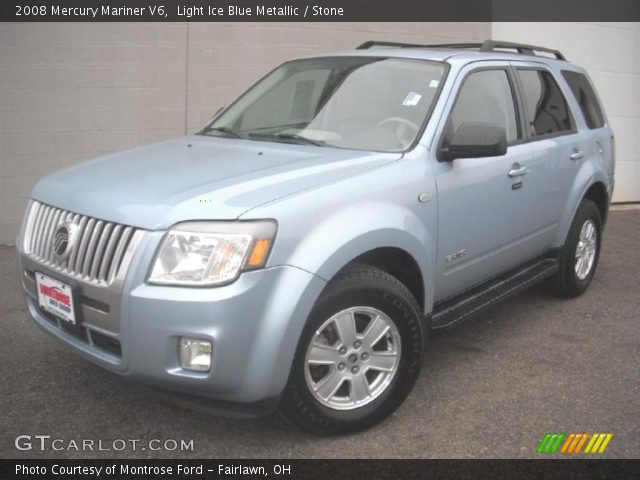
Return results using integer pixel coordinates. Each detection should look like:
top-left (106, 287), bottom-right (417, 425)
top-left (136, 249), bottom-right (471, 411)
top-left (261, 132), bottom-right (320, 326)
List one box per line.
top-left (561, 70), bottom-right (605, 129)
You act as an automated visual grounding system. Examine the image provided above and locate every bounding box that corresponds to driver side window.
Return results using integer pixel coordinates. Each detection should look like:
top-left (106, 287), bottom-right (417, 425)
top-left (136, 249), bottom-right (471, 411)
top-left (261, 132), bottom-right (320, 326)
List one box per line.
top-left (445, 69), bottom-right (520, 145)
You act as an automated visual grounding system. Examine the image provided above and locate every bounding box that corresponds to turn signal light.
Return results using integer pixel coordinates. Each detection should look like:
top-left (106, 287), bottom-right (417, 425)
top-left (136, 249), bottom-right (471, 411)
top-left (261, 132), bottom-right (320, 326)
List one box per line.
top-left (245, 239), bottom-right (272, 269)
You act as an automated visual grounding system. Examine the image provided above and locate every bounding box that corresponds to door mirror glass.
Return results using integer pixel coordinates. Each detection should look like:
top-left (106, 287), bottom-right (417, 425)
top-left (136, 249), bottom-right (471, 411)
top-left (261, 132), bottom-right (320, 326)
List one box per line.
top-left (441, 122), bottom-right (507, 161)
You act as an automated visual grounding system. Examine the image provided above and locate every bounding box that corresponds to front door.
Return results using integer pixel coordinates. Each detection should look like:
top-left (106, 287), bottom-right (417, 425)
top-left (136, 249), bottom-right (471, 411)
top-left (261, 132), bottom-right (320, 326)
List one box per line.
top-left (431, 64), bottom-right (548, 301)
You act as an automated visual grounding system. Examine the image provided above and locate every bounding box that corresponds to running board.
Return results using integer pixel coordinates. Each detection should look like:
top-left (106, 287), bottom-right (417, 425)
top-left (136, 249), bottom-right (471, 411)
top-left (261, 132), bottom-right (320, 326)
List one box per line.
top-left (430, 257), bottom-right (559, 330)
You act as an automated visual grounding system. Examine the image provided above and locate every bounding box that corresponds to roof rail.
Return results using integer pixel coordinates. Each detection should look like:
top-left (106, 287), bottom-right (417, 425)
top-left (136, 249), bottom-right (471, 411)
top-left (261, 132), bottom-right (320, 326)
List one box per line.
top-left (356, 41), bottom-right (432, 50)
top-left (356, 40), bottom-right (567, 61)
top-left (479, 40), bottom-right (566, 61)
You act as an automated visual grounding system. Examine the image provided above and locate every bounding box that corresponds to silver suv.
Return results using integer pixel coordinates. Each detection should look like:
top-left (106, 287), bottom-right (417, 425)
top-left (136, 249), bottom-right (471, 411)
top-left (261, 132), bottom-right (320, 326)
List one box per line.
top-left (17, 40), bottom-right (614, 435)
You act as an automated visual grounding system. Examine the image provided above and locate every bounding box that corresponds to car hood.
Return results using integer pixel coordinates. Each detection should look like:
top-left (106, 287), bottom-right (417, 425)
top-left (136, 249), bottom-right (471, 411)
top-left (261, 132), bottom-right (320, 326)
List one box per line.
top-left (31, 136), bottom-right (400, 230)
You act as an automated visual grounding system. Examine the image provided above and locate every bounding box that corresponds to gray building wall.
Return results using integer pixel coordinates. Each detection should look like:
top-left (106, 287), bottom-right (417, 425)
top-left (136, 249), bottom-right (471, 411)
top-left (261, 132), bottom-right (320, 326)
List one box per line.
top-left (0, 22), bottom-right (489, 245)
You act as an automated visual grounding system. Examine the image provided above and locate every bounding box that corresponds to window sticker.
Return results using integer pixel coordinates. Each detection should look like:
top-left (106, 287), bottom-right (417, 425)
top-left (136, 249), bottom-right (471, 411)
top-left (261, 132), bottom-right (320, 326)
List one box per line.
top-left (402, 92), bottom-right (422, 107)
top-left (429, 79), bottom-right (440, 88)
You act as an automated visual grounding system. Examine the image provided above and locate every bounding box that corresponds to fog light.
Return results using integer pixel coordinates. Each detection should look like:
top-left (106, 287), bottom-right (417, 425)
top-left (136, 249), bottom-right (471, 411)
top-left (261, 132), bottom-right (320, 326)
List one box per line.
top-left (179, 338), bottom-right (212, 372)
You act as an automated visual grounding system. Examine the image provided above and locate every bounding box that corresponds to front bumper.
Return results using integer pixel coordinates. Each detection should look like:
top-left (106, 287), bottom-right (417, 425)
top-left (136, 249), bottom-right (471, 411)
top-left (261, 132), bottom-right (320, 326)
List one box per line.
top-left (18, 229), bottom-right (326, 411)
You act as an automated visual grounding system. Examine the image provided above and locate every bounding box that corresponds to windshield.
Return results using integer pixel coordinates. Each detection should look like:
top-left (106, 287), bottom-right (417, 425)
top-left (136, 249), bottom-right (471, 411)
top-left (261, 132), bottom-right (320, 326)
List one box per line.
top-left (201, 57), bottom-right (446, 152)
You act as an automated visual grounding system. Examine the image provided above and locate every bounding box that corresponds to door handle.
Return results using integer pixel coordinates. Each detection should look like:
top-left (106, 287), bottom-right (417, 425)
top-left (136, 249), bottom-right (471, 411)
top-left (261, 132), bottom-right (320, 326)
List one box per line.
top-left (570, 149), bottom-right (585, 161)
top-left (508, 164), bottom-right (528, 177)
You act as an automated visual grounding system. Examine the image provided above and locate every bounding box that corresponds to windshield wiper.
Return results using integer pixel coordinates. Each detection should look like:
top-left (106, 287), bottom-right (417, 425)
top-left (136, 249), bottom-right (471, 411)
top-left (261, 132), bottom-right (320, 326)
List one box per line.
top-left (247, 132), bottom-right (326, 147)
top-left (275, 133), bottom-right (326, 146)
top-left (200, 126), bottom-right (243, 139)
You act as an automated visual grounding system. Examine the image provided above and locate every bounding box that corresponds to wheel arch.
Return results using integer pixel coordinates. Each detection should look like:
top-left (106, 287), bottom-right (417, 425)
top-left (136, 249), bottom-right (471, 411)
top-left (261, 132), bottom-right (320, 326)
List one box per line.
top-left (306, 224), bottom-right (435, 316)
top-left (583, 181), bottom-right (609, 225)
top-left (336, 247), bottom-right (426, 312)
top-left (554, 163), bottom-right (610, 247)
top-left (262, 198), bottom-right (437, 316)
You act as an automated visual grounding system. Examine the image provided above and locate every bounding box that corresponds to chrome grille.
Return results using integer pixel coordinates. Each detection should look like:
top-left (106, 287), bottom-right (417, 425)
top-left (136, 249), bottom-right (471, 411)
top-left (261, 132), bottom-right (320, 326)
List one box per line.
top-left (22, 200), bottom-right (142, 285)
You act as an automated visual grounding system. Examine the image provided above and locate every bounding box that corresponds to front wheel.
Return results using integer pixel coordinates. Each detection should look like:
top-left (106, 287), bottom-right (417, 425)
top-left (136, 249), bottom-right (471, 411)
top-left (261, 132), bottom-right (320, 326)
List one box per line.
top-left (549, 199), bottom-right (602, 298)
top-left (279, 265), bottom-right (424, 435)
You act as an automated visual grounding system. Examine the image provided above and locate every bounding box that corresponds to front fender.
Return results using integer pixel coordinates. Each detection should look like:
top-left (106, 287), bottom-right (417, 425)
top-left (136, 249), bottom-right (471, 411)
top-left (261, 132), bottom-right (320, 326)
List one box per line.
top-left (266, 201), bottom-right (436, 314)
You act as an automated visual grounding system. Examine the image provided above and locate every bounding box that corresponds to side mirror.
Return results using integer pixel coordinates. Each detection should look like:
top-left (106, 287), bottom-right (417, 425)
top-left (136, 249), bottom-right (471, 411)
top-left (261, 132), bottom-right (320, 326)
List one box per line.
top-left (440, 122), bottom-right (507, 161)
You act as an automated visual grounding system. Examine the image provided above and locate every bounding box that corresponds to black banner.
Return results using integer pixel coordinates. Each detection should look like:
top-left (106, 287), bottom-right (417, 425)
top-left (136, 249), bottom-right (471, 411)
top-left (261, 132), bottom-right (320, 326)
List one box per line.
top-left (1, 0), bottom-right (639, 22)
top-left (1, 459), bottom-right (640, 480)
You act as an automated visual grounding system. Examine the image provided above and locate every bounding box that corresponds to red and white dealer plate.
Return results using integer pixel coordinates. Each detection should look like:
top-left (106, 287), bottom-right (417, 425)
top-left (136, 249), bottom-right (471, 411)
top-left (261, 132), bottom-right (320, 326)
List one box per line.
top-left (35, 272), bottom-right (76, 324)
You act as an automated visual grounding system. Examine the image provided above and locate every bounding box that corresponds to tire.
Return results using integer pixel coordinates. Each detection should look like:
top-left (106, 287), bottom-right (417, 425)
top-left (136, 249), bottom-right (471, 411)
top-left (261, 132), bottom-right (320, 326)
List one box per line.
top-left (279, 264), bottom-right (424, 436)
top-left (549, 199), bottom-right (602, 298)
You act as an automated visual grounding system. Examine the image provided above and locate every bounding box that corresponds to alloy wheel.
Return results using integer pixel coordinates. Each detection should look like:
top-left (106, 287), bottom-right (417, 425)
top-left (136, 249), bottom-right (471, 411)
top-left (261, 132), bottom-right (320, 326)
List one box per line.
top-left (575, 219), bottom-right (597, 280)
top-left (303, 306), bottom-right (401, 410)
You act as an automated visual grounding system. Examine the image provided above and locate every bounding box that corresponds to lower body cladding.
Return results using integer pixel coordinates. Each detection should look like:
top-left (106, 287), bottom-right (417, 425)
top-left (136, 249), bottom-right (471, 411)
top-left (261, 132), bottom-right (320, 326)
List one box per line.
top-left (19, 251), bottom-right (327, 416)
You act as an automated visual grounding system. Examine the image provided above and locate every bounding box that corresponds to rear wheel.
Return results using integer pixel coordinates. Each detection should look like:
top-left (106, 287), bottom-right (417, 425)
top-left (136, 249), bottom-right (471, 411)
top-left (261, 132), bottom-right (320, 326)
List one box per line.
top-left (549, 199), bottom-right (602, 297)
top-left (280, 264), bottom-right (424, 435)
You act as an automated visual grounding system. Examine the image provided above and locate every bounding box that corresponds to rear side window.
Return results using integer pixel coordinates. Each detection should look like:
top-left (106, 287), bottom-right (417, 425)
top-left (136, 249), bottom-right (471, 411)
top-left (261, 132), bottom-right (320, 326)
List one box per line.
top-left (516, 69), bottom-right (574, 138)
top-left (562, 71), bottom-right (605, 129)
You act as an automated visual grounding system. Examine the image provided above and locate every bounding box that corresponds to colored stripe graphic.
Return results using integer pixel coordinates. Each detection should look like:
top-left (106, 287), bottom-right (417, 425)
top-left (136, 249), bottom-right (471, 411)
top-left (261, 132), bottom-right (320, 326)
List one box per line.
top-left (537, 433), bottom-right (565, 454)
top-left (574, 433), bottom-right (589, 453)
top-left (584, 434), bottom-right (599, 453)
top-left (538, 433), bottom-right (613, 454)
top-left (584, 433), bottom-right (613, 454)
top-left (536, 433), bottom-right (553, 453)
top-left (560, 433), bottom-right (575, 453)
top-left (568, 433), bottom-right (581, 453)
top-left (549, 433), bottom-right (565, 453)
top-left (597, 434), bottom-right (613, 453)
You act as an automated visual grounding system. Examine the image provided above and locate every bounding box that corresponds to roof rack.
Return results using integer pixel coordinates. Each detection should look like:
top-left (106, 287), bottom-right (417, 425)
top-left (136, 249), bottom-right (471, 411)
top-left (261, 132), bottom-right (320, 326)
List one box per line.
top-left (356, 40), bottom-right (567, 61)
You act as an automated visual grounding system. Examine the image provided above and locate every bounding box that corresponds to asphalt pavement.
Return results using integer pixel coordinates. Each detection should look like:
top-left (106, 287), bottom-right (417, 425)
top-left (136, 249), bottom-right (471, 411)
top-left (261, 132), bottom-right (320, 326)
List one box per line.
top-left (1, 210), bottom-right (638, 458)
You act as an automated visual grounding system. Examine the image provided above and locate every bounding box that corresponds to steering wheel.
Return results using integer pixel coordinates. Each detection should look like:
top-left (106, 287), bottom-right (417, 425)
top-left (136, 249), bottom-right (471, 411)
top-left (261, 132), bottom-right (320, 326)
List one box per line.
top-left (377, 117), bottom-right (420, 146)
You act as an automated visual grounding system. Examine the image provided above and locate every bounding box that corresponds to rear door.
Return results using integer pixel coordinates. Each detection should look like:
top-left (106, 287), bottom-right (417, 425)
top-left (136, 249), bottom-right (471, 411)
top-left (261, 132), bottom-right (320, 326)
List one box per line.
top-left (510, 62), bottom-right (587, 242)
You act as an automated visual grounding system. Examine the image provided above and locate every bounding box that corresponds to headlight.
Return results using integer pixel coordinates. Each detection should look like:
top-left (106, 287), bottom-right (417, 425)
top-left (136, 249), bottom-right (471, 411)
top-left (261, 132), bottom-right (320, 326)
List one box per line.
top-left (148, 220), bottom-right (277, 286)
